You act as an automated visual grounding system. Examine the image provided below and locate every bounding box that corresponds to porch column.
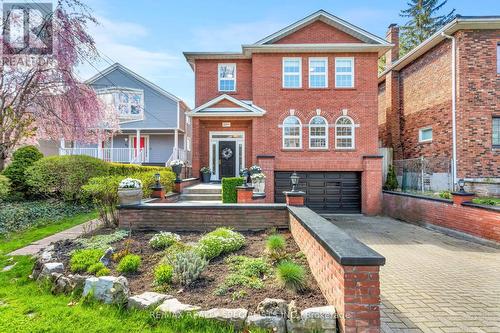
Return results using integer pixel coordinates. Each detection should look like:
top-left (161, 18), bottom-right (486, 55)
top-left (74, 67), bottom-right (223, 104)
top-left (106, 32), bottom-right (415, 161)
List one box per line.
top-left (97, 131), bottom-right (103, 159)
top-left (136, 129), bottom-right (141, 164)
top-left (59, 139), bottom-right (65, 156)
top-left (174, 129), bottom-right (179, 159)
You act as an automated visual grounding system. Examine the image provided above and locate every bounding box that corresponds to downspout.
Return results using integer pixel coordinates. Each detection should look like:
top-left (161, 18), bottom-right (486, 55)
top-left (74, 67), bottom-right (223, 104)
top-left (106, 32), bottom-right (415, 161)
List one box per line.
top-left (442, 32), bottom-right (458, 188)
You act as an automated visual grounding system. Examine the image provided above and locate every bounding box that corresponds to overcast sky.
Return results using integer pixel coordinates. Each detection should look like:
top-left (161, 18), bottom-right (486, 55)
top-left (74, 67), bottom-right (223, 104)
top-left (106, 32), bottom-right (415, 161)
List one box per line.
top-left (80, 0), bottom-right (500, 107)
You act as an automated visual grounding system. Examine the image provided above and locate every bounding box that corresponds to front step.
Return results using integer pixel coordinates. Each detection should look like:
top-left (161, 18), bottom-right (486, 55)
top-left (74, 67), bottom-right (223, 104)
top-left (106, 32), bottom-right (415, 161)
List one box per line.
top-left (180, 193), bottom-right (222, 201)
top-left (183, 187), bottom-right (221, 195)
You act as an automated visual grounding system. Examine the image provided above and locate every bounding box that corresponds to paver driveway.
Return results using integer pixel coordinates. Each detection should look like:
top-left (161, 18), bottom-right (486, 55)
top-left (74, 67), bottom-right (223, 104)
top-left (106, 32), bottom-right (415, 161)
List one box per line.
top-left (328, 215), bottom-right (500, 333)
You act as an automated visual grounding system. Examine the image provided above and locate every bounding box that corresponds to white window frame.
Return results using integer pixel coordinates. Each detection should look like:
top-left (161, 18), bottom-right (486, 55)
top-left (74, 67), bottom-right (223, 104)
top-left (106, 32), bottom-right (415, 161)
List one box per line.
top-left (419, 127), bottom-right (433, 143)
top-left (309, 57), bottom-right (328, 88)
top-left (497, 43), bottom-right (500, 74)
top-left (335, 116), bottom-right (355, 149)
top-left (309, 116), bottom-right (328, 149)
top-left (493, 117), bottom-right (500, 147)
top-left (282, 57), bottom-right (302, 89)
top-left (335, 57), bottom-right (355, 88)
top-left (186, 137), bottom-right (191, 152)
top-left (96, 87), bottom-right (145, 122)
top-left (282, 116), bottom-right (302, 149)
top-left (218, 63), bottom-right (236, 92)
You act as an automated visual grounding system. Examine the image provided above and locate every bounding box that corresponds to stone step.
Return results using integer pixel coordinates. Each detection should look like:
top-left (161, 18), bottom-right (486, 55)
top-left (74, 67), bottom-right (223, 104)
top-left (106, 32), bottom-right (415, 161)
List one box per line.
top-left (183, 187), bottom-right (221, 195)
top-left (180, 193), bottom-right (222, 201)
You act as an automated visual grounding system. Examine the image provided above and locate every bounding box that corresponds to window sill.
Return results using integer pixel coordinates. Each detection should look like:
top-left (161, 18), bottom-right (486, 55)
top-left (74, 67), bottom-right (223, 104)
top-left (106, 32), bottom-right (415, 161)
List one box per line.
top-left (308, 87), bottom-right (329, 90)
top-left (418, 140), bottom-right (433, 144)
top-left (281, 88), bottom-right (304, 91)
top-left (334, 149), bottom-right (356, 152)
top-left (308, 148), bottom-right (330, 151)
top-left (218, 91), bottom-right (237, 94)
top-left (333, 87), bottom-right (356, 91)
top-left (281, 148), bottom-right (304, 152)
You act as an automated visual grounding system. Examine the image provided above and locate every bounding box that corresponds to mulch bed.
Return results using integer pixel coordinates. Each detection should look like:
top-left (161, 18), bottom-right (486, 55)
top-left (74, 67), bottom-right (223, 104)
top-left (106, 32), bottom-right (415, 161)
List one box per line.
top-left (54, 229), bottom-right (328, 311)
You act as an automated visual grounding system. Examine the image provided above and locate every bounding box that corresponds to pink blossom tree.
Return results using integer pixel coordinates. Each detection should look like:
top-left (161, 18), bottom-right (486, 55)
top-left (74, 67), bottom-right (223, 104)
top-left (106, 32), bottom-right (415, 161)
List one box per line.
top-left (0, 0), bottom-right (117, 170)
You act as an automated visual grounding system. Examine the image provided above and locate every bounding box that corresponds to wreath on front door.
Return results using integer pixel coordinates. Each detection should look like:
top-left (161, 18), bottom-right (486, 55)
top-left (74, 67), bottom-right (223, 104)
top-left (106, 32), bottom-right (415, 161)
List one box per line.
top-left (221, 147), bottom-right (233, 160)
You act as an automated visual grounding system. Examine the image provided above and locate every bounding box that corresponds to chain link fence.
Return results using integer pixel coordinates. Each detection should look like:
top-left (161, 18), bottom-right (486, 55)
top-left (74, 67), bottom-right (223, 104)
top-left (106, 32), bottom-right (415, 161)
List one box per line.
top-left (393, 157), bottom-right (453, 193)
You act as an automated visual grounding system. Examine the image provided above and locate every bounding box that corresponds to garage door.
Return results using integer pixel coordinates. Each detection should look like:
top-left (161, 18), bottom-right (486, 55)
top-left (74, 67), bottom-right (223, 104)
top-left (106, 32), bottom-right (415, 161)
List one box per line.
top-left (274, 172), bottom-right (361, 213)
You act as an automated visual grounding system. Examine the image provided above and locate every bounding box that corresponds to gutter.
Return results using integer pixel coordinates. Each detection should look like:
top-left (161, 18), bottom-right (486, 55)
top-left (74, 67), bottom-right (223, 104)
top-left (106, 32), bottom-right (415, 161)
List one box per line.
top-left (441, 32), bottom-right (458, 188)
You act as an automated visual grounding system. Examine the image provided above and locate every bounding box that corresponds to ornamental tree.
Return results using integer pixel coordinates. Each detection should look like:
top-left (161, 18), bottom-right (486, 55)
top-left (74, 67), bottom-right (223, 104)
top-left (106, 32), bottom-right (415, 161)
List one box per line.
top-left (0, 0), bottom-right (117, 170)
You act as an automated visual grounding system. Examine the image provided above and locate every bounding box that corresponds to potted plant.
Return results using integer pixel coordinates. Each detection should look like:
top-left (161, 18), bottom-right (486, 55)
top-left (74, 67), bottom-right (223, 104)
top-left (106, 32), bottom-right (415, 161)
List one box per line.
top-left (200, 166), bottom-right (211, 183)
top-left (251, 172), bottom-right (266, 193)
top-left (117, 178), bottom-right (143, 206)
top-left (249, 165), bottom-right (262, 175)
top-left (169, 159), bottom-right (184, 182)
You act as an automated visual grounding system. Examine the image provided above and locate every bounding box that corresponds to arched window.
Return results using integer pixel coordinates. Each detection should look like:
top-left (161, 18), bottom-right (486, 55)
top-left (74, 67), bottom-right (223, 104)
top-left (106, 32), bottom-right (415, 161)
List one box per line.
top-left (309, 116), bottom-right (328, 149)
top-left (282, 116), bottom-right (302, 149)
top-left (335, 116), bottom-right (355, 149)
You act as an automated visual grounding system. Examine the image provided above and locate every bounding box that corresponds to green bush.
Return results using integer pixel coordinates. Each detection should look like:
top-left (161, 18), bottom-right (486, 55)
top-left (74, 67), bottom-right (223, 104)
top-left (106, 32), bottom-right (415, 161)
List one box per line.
top-left (384, 165), bottom-right (399, 191)
top-left (87, 262), bottom-right (107, 274)
top-left (70, 249), bottom-right (104, 273)
top-left (149, 232), bottom-right (181, 250)
top-left (117, 254), bottom-right (141, 274)
top-left (161, 242), bottom-right (193, 265)
top-left (154, 264), bottom-right (174, 285)
top-left (196, 228), bottom-right (245, 260)
top-left (173, 250), bottom-right (208, 286)
top-left (107, 163), bottom-right (167, 176)
top-left (472, 197), bottom-right (500, 206)
top-left (221, 177), bottom-right (245, 203)
top-left (0, 200), bottom-right (92, 236)
top-left (216, 256), bottom-right (270, 295)
top-left (26, 155), bottom-right (109, 201)
top-left (439, 191), bottom-right (452, 199)
top-left (0, 175), bottom-right (11, 201)
top-left (265, 234), bottom-right (287, 263)
top-left (2, 145), bottom-right (43, 196)
top-left (276, 261), bottom-right (306, 292)
top-left (96, 267), bottom-right (111, 277)
top-left (74, 230), bottom-right (128, 250)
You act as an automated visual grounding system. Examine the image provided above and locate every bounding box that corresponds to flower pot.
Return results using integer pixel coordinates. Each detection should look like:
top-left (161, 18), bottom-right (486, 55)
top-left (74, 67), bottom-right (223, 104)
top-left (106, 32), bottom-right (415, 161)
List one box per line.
top-left (172, 165), bottom-right (182, 181)
top-left (252, 179), bottom-right (265, 193)
top-left (118, 188), bottom-right (143, 206)
top-left (202, 172), bottom-right (211, 183)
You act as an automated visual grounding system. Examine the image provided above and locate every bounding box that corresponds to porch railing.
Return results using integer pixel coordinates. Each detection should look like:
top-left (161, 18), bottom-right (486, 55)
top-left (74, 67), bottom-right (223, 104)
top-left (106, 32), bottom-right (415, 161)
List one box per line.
top-left (59, 148), bottom-right (146, 164)
top-left (166, 148), bottom-right (187, 166)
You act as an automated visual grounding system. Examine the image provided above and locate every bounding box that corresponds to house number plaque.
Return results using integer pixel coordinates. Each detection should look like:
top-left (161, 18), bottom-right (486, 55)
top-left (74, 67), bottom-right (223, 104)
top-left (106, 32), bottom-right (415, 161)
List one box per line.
top-left (222, 122), bottom-right (231, 127)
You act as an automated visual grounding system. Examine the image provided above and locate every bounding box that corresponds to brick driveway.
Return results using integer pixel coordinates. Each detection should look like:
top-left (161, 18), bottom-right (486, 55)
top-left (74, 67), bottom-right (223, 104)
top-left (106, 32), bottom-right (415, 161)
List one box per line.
top-left (329, 215), bottom-right (500, 333)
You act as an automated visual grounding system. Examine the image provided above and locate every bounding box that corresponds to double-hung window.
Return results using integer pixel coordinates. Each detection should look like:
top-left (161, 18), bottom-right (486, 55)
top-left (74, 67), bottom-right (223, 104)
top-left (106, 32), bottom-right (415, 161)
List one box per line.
top-left (335, 116), bottom-right (355, 149)
top-left (283, 58), bottom-right (302, 88)
top-left (309, 58), bottom-right (328, 88)
top-left (282, 116), bottom-right (302, 149)
top-left (309, 116), bottom-right (328, 149)
top-left (493, 117), bottom-right (500, 147)
top-left (335, 57), bottom-right (354, 88)
top-left (218, 63), bottom-right (236, 92)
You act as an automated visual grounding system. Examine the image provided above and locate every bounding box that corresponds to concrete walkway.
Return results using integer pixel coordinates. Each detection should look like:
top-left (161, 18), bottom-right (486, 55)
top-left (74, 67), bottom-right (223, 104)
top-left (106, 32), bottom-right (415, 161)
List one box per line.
top-left (8, 219), bottom-right (101, 256)
top-left (329, 215), bottom-right (500, 333)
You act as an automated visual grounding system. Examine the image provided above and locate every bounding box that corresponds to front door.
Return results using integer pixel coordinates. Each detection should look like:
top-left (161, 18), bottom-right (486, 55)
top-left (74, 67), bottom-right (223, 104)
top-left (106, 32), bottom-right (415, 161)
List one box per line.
top-left (219, 141), bottom-right (236, 178)
top-left (132, 136), bottom-right (148, 162)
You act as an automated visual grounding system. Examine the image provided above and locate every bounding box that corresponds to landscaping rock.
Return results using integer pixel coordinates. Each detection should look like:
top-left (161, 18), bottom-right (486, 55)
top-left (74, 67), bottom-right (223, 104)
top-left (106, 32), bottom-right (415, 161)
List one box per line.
top-left (287, 300), bottom-right (300, 322)
top-left (245, 314), bottom-right (286, 333)
top-left (99, 247), bottom-right (114, 267)
top-left (197, 308), bottom-right (248, 329)
top-left (256, 298), bottom-right (288, 317)
top-left (51, 274), bottom-right (73, 294)
top-left (40, 245), bottom-right (55, 262)
top-left (155, 298), bottom-right (200, 316)
top-left (67, 274), bottom-right (90, 293)
top-left (287, 306), bottom-right (337, 333)
top-left (128, 292), bottom-right (172, 310)
top-left (82, 276), bottom-right (129, 304)
top-left (2, 262), bottom-right (17, 272)
top-left (36, 262), bottom-right (64, 280)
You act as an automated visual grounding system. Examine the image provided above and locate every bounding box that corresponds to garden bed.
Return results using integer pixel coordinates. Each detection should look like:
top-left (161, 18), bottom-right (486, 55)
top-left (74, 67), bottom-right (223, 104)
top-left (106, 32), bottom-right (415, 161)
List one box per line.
top-left (52, 228), bottom-right (328, 311)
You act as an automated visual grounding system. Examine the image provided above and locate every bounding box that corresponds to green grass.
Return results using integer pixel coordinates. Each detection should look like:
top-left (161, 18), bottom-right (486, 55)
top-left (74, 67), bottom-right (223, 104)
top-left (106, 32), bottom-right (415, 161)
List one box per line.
top-left (0, 256), bottom-right (266, 332)
top-left (0, 211), bottom-right (98, 256)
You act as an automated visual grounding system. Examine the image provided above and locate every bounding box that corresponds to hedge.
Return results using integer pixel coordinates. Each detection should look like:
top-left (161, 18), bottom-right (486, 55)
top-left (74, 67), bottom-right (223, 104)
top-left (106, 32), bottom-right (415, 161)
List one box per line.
top-left (221, 177), bottom-right (245, 203)
top-left (2, 145), bottom-right (43, 195)
top-left (0, 175), bottom-right (10, 201)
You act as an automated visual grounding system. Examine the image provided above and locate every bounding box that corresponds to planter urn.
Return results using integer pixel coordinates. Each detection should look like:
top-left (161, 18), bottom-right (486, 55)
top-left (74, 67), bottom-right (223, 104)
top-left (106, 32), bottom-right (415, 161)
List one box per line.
top-left (118, 188), bottom-right (143, 206)
top-left (252, 179), bottom-right (265, 193)
top-left (172, 165), bottom-right (182, 182)
top-left (201, 172), bottom-right (211, 183)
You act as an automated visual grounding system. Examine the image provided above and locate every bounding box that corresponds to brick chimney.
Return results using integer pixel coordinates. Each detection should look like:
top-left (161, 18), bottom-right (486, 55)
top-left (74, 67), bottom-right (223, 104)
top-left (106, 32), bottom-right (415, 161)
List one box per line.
top-left (385, 23), bottom-right (399, 66)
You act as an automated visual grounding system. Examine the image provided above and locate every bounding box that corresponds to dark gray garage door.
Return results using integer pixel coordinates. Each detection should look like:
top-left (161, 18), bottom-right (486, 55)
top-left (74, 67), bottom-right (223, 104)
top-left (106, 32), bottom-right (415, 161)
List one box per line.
top-left (274, 172), bottom-right (361, 213)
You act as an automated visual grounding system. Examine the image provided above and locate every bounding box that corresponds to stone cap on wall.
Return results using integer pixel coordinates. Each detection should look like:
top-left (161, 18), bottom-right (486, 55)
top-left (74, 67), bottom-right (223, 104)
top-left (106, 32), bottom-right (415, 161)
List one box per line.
top-left (288, 206), bottom-right (386, 266)
top-left (119, 203), bottom-right (287, 210)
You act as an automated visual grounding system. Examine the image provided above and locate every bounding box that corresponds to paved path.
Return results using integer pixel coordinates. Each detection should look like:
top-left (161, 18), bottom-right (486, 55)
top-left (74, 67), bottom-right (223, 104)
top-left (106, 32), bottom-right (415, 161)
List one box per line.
top-left (8, 219), bottom-right (101, 256)
top-left (329, 215), bottom-right (500, 333)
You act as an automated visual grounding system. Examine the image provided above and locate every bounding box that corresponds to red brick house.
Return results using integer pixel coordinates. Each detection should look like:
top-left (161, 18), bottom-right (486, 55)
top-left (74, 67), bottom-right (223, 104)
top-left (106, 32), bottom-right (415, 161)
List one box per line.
top-left (184, 10), bottom-right (392, 214)
top-left (379, 16), bottom-right (500, 196)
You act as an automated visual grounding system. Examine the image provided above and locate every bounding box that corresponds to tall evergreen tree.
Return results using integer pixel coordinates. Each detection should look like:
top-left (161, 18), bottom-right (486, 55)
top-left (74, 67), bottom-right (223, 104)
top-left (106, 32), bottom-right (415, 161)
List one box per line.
top-left (399, 0), bottom-right (455, 56)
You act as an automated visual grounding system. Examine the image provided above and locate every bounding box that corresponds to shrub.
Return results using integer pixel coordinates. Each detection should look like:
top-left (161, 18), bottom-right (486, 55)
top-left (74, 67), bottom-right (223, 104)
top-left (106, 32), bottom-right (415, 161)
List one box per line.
top-left (196, 228), bottom-right (245, 260)
top-left (154, 264), bottom-right (174, 285)
top-left (265, 234), bottom-right (287, 263)
top-left (87, 262), bottom-right (107, 274)
top-left (0, 175), bottom-right (11, 201)
top-left (70, 249), bottom-right (104, 273)
top-left (96, 267), bottom-right (111, 277)
top-left (384, 165), bottom-right (399, 191)
top-left (276, 261), bottom-right (307, 292)
top-left (149, 232), bottom-right (181, 250)
top-left (107, 163), bottom-right (166, 176)
top-left (196, 235), bottom-right (224, 260)
top-left (2, 145), bottom-right (43, 195)
top-left (173, 250), bottom-right (208, 286)
top-left (74, 230), bottom-right (128, 250)
top-left (117, 254), bottom-right (141, 274)
top-left (216, 256), bottom-right (270, 295)
top-left (161, 242), bottom-right (193, 265)
top-left (472, 197), bottom-right (500, 206)
top-left (439, 191), bottom-right (452, 199)
top-left (221, 177), bottom-right (245, 203)
top-left (26, 155), bottom-right (109, 201)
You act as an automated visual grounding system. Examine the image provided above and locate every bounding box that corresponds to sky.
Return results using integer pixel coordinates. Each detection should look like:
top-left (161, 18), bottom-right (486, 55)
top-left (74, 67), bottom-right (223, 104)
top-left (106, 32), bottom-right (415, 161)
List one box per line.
top-left (79, 0), bottom-right (500, 107)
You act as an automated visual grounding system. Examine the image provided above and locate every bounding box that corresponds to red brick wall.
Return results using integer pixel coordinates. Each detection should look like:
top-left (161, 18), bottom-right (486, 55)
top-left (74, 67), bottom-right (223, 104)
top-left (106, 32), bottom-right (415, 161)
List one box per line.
top-left (273, 20), bottom-right (363, 44)
top-left (455, 30), bottom-right (500, 178)
top-left (195, 59), bottom-right (252, 106)
top-left (290, 215), bottom-right (381, 333)
top-left (383, 192), bottom-right (500, 243)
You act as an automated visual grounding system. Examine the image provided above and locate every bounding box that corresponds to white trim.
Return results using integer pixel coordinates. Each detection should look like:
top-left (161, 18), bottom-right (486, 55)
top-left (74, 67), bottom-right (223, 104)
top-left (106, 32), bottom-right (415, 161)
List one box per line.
top-left (177, 102), bottom-right (180, 130)
top-left (308, 116), bottom-right (329, 149)
top-left (209, 131), bottom-right (245, 180)
top-left (282, 57), bottom-right (302, 89)
top-left (335, 57), bottom-right (355, 88)
top-left (188, 94), bottom-right (266, 116)
top-left (308, 57), bottom-right (328, 88)
top-left (282, 116), bottom-right (302, 149)
top-left (418, 127), bottom-right (433, 143)
top-left (218, 63), bottom-right (237, 92)
top-left (335, 116), bottom-right (355, 149)
top-left (128, 134), bottom-right (150, 162)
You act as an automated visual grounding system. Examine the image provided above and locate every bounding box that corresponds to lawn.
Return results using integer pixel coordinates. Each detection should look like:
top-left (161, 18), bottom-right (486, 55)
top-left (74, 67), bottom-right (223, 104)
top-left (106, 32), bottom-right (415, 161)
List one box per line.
top-left (0, 256), bottom-right (264, 333)
top-left (0, 211), bottom-right (98, 256)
